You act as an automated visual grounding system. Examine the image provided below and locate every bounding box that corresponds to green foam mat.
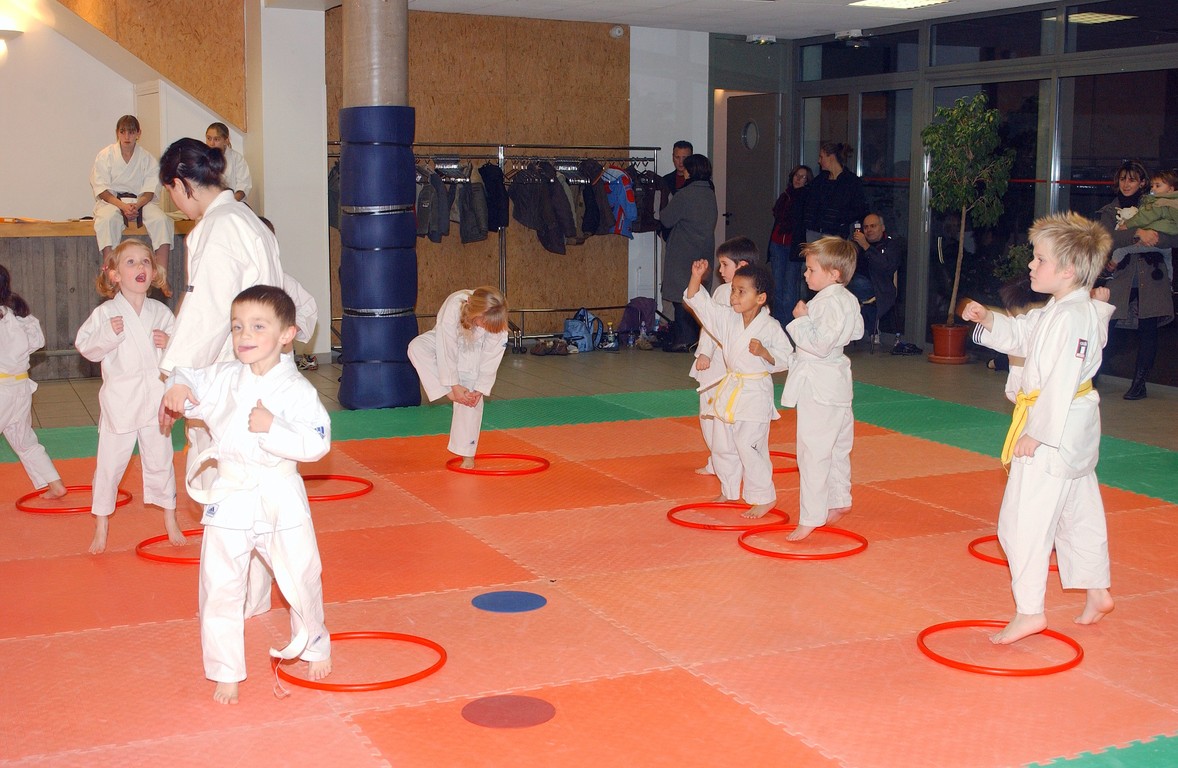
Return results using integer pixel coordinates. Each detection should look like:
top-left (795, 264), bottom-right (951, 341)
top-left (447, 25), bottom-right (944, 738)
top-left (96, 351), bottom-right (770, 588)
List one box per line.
top-left (328, 404), bottom-right (455, 439)
top-left (906, 424), bottom-right (1009, 458)
top-left (595, 388), bottom-right (700, 419)
top-left (1095, 452), bottom-right (1178, 502)
top-left (851, 381), bottom-right (932, 405)
top-left (1030, 734), bottom-right (1178, 767)
top-left (483, 395), bottom-right (651, 430)
top-left (854, 398), bottom-right (1000, 434)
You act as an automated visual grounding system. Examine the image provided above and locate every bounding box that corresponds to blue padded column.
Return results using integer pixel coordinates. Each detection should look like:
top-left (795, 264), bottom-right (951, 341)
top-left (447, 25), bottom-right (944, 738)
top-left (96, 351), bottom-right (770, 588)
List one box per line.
top-left (337, 105), bottom-right (421, 409)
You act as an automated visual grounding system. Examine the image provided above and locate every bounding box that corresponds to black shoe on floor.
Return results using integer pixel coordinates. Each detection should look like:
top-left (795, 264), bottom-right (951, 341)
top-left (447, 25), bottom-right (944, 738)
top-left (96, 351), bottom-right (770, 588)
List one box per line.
top-left (663, 343), bottom-right (689, 353)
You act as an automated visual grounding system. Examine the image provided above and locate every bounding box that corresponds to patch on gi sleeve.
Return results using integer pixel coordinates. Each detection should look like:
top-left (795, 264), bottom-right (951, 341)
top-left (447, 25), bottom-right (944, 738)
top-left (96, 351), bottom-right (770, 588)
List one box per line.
top-left (205, 504), bottom-right (217, 517)
top-left (315, 425), bottom-right (326, 438)
top-left (185, 284), bottom-right (195, 293)
top-left (1076, 339), bottom-right (1089, 359)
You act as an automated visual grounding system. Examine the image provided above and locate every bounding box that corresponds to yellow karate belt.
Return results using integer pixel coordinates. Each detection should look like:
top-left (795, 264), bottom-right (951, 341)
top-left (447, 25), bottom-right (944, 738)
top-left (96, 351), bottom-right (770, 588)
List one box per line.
top-left (0, 373), bottom-right (28, 380)
top-left (711, 371), bottom-right (770, 424)
top-left (1000, 379), bottom-right (1092, 468)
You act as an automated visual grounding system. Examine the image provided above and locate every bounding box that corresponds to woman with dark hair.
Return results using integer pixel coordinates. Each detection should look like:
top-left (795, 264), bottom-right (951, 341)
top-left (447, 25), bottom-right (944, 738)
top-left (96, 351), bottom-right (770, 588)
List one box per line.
top-left (768, 164), bottom-right (813, 313)
top-left (803, 142), bottom-right (868, 244)
top-left (157, 136), bottom-right (285, 620)
top-left (1096, 160), bottom-right (1176, 400)
top-left (660, 153), bottom-right (719, 351)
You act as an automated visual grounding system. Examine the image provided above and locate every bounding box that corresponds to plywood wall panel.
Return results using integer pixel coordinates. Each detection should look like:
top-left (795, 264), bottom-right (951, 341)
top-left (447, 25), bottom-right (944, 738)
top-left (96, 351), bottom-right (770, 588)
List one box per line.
top-left (326, 9), bottom-right (632, 340)
top-left (61, 0), bottom-right (246, 129)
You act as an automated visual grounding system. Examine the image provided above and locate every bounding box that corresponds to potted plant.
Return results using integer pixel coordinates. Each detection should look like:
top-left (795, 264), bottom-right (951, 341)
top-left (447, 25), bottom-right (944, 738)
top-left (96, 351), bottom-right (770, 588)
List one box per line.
top-left (920, 92), bottom-right (1015, 363)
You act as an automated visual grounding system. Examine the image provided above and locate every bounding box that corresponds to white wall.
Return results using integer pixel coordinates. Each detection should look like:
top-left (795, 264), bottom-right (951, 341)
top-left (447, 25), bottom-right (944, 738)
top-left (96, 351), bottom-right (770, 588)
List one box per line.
top-left (628, 27), bottom-right (710, 304)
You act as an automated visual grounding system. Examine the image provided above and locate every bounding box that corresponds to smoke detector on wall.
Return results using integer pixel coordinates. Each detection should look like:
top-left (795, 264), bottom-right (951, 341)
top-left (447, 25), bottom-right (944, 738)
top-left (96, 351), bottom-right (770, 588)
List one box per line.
top-left (745, 34), bottom-right (777, 45)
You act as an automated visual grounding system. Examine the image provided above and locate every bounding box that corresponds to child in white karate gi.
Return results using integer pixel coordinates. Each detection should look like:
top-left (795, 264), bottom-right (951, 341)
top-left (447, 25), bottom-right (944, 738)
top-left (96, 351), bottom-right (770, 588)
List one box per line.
top-left (90, 115), bottom-right (174, 269)
top-left (205, 122), bottom-right (253, 203)
top-left (691, 237), bottom-right (758, 476)
top-left (408, 287), bottom-right (509, 468)
top-left (780, 236), bottom-right (864, 541)
top-left (685, 260), bottom-right (792, 519)
top-left (75, 241), bottom-right (180, 554)
top-left (163, 285), bottom-right (332, 704)
top-left (0, 265), bottom-right (67, 501)
top-left (962, 212), bottom-right (1116, 645)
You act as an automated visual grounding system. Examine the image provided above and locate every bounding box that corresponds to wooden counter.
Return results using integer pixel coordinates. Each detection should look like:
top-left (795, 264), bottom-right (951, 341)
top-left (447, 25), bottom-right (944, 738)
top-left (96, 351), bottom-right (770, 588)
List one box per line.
top-left (0, 220), bottom-right (193, 380)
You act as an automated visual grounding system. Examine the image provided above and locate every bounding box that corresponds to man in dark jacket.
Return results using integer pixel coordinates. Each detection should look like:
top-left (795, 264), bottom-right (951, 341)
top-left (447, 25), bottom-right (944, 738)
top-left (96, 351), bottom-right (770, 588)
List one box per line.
top-left (848, 213), bottom-right (902, 347)
top-left (658, 140), bottom-right (693, 241)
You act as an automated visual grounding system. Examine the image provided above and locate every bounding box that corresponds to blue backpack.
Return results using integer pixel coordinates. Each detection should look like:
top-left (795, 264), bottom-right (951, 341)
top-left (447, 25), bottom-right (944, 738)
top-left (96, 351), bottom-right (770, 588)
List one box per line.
top-left (563, 308), bottom-right (604, 352)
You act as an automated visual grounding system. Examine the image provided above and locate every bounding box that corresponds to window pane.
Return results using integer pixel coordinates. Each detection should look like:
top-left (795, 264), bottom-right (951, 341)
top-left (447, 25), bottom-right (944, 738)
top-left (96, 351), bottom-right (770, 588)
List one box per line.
top-left (801, 94), bottom-right (850, 168)
top-left (927, 81), bottom-right (1042, 328)
top-left (800, 30), bottom-right (918, 82)
top-left (1065, 0), bottom-right (1178, 53)
top-left (931, 10), bottom-right (1051, 66)
top-left (861, 90), bottom-right (912, 337)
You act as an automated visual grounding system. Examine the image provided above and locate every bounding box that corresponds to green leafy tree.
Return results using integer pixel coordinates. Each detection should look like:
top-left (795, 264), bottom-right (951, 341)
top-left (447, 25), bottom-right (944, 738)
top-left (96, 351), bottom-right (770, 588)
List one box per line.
top-left (921, 93), bottom-right (1015, 326)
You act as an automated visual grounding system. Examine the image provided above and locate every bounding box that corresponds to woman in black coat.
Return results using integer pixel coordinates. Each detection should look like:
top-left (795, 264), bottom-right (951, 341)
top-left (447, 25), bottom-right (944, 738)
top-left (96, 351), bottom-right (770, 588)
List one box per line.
top-left (803, 142), bottom-right (868, 243)
top-left (660, 154), bottom-right (718, 351)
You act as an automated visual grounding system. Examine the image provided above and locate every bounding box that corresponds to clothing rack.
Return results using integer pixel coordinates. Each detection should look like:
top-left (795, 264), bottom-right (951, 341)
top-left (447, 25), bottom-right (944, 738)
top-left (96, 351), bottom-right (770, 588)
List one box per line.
top-left (328, 141), bottom-right (661, 350)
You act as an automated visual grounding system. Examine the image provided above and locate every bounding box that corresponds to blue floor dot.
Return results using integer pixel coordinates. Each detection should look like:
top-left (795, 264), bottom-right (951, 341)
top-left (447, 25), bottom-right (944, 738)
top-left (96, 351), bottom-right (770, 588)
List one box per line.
top-left (471, 590), bottom-right (547, 613)
top-left (461, 695), bottom-right (556, 728)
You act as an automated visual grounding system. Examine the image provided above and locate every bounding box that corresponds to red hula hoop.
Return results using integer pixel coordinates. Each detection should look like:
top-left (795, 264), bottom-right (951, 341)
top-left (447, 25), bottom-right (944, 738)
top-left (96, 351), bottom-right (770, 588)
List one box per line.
top-left (302, 474), bottom-right (375, 502)
top-left (769, 450), bottom-right (800, 475)
top-left (968, 534), bottom-right (1059, 572)
top-left (16, 485), bottom-right (132, 514)
top-left (135, 529), bottom-right (204, 564)
top-left (272, 630), bottom-right (447, 692)
top-left (667, 502), bottom-right (789, 531)
top-left (445, 453), bottom-right (550, 476)
top-left (917, 620), bottom-right (1083, 676)
top-left (738, 524), bottom-right (869, 560)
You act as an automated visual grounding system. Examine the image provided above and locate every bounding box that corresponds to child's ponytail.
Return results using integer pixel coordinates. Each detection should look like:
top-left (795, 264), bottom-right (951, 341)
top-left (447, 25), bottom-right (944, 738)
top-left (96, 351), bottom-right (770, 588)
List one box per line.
top-left (0, 265), bottom-right (30, 318)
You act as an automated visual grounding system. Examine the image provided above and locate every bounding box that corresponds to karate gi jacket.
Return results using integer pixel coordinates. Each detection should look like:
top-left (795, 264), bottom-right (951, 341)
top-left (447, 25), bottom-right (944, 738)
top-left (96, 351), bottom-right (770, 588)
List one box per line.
top-left (782, 284), bottom-right (863, 408)
top-left (974, 290), bottom-right (1113, 477)
top-left (90, 143), bottom-right (160, 202)
top-left (160, 191), bottom-right (283, 373)
top-left (428, 290), bottom-right (509, 396)
top-left (690, 282), bottom-right (732, 393)
top-left (685, 289), bottom-right (791, 424)
top-left (0, 310), bottom-right (44, 392)
top-left (75, 294), bottom-right (174, 433)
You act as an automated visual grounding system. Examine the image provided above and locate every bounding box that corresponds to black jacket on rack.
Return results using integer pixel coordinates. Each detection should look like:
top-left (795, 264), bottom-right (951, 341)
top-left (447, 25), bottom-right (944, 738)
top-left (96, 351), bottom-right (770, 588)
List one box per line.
top-left (509, 163), bottom-right (566, 255)
top-left (627, 166), bottom-right (661, 234)
top-left (480, 162), bottom-right (510, 231)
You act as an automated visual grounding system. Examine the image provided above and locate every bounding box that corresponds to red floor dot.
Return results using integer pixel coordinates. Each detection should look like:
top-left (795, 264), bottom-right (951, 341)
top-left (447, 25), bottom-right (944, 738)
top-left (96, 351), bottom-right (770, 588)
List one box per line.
top-left (460, 695), bottom-right (556, 728)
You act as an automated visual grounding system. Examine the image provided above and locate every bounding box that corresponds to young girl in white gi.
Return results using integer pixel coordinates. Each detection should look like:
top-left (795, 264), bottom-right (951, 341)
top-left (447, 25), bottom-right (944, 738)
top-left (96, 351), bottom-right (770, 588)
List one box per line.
top-left (90, 115), bottom-right (173, 269)
top-left (691, 237), bottom-right (757, 476)
top-left (163, 285), bottom-right (332, 704)
top-left (685, 260), bottom-right (792, 519)
top-left (0, 265), bottom-right (67, 501)
top-left (780, 237), bottom-right (864, 540)
top-left (75, 241), bottom-right (180, 554)
top-left (408, 287), bottom-right (509, 468)
top-left (962, 213), bottom-right (1116, 645)
top-left (205, 122), bottom-right (253, 203)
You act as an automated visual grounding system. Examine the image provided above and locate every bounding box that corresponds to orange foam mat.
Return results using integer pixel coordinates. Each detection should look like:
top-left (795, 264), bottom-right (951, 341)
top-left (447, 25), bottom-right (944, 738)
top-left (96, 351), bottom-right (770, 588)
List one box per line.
top-left (316, 522), bottom-right (537, 603)
top-left (697, 635), bottom-right (1178, 768)
top-left (7, 717), bottom-right (391, 768)
top-left (512, 418), bottom-right (709, 461)
top-left (559, 558), bottom-right (946, 665)
top-left (299, 450), bottom-right (444, 531)
top-left (1, 618), bottom-right (333, 760)
top-left (833, 484), bottom-right (988, 541)
top-left (1106, 505), bottom-right (1178, 579)
top-left (0, 550), bottom-right (199, 638)
top-left (284, 589), bottom-right (669, 708)
top-left (351, 668), bottom-right (841, 768)
top-left (456, 500), bottom-right (751, 579)
top-left (336, 431), bottom-right (559, 477)
top-left (851, 432), bottom-right (996, 483)
top-left (580, 451), bottom-right (772, 499)
top-left (391, 461), bottom-right (661, 518)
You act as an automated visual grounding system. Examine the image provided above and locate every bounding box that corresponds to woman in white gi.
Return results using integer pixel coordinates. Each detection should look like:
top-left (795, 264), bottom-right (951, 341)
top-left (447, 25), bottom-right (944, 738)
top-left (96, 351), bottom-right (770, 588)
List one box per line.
top-left (780, 237), bottom-right (864, 540)
top-left (90, 115), bottom-right (174, 269)
top-left (0, 265), bottom-right (67, 500)
top-left (684, 260), bottom-right (792, 520)
top-left (963, 213), bottom-right (1116, 645)
top-left (408, 287), bottom-right (509, 468)
top-left (158, 137), bottom-right (284, 618)
top-left (690, 237), bottom-right (757, 476)
top-left (76, 240), bottom-right (180, 554)
top-left (205, 122), bottom-right (253, 203)
top-left (164, 286), bottom-right (332, 704)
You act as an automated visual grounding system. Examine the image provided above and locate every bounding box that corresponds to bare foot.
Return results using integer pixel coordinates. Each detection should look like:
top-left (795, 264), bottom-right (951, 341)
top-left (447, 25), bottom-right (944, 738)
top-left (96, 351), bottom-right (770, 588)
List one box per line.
top-left (163, 509), bottom-right (187, 546)
top-left (694, 465), bottom-right (714, 476)
top-left (825, 506), bottom-right (851, 526)
top-left (460, 456), bottom-right (475, 469)
top-left (89, 515), bottom-right (109, 554)
top-left (990, 612), bottom-right (1048, 644)
top-left (307, 658), bottom-right (333, 681)
top-left (1075, 588), bottom-right (1114, 626)
top-left (741, 502), bottom-right (775, 519)
top-left (212, 681), bottom-right (239, 704)
top-left (786, 524), bottom-right (817, 541)
top-left (43, 480), bottom-right (67, 500)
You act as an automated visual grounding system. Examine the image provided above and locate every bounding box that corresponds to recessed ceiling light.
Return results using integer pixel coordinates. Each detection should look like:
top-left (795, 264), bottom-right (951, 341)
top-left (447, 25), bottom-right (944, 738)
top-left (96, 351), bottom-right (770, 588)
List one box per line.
top-left (849, 0), bottom-right (952, 9)
top-left (1067, 12), bottom-right (1136, 25)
